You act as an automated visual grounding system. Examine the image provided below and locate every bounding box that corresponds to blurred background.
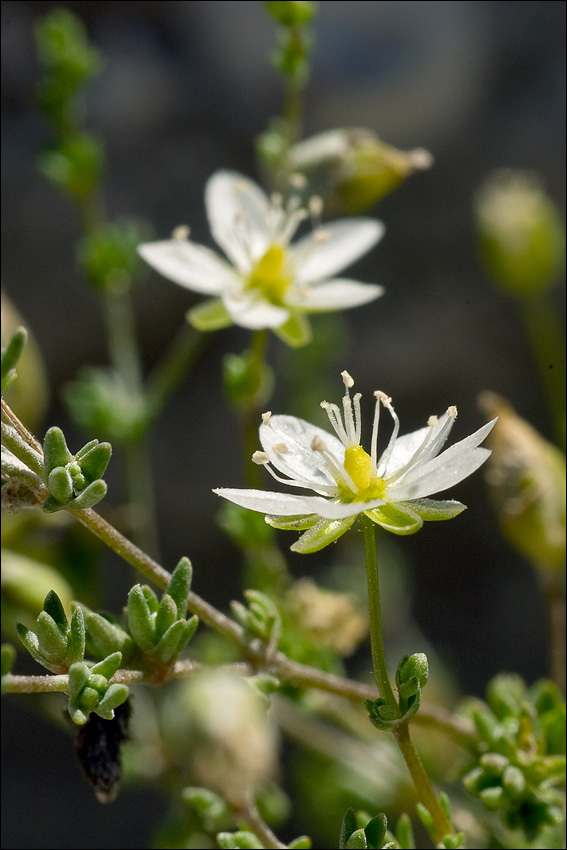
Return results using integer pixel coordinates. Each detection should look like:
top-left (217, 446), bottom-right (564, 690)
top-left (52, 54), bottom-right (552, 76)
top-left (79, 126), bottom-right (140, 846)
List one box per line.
top-left (2, 1), bottom-right (565, 848)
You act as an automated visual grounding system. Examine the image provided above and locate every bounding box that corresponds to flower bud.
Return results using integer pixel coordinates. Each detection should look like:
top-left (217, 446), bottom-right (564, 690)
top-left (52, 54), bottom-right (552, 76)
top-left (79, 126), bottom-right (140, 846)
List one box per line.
top-left (474, 170), bottom-right (565, 296)
top-left (282, 128), bottom-right (433, 215)
top-left (479, 393), bottom-right (565, 572)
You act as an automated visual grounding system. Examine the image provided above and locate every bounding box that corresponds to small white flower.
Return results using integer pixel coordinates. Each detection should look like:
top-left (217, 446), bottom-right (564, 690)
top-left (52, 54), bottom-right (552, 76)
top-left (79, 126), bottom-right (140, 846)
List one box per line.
top-left (214, 372), bottom-right (498, 553)
top-left (138, 171), bottom-right (384, 346)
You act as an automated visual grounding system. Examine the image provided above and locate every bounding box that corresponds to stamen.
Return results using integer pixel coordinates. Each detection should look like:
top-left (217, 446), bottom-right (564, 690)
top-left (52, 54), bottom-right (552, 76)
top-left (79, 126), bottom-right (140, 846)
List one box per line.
top-left (321, 401), bottom-right (349, 445)
top-left (341, 370), bottom-right (355, 389)
top-left (272, 443), bottom-right (288, 453)
top-left (172, 225), bottom-right (190, 240)
top-left (289, 172), bottom-right (307, 190)
top-left (428, 415), bottom-right (438, 427)
top-left (370, 391), bottom-right (383, 480)
top-left (252, 451), bottom-right (270, 465)
top-left (311, 436), bottom-right (358, 495)
top-left (376, 395), bottom-right (400, 477)
top-left (447, 405), bottom-right (458, 419)
top-left (261, 411), bottom-right (272, 425)
top-left (308, 195), bottom-right (323, 228)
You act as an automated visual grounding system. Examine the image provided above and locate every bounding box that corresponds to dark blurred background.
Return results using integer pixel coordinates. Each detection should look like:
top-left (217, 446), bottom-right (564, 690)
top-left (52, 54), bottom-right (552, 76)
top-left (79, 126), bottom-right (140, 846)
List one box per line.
top-left (2, 1), bottom-right (565, 848)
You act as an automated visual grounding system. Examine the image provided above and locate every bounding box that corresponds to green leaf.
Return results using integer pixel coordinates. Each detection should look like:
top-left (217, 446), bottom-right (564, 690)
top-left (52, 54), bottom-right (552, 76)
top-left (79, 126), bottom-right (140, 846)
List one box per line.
top-left (152, 619), bottom-right (187, 662)
top-left (77, 441), bottom-right (112, 483)
top-left (290, 516), bottom-right (356, 553)
top-left (43, 590), bottom-right (68, 632)
top-left (16, 624), bottom-right (46, 668)
top-left (68, 660), bottom-right (91, 697)
top-left (127, 586), bottom-right (156, 651)
top-left (90, 651), bottom-right (122, 680)
top-left (365, 813), bottom-right (388, 848)
top-left (1, 644), bottom-right (16, 678)
top-left (95, 683), bottom-right (129, 719)
top-left (70, 478), bottom-right (107, 509)
top-left (36, 611), bottom-right (68, 663)
top-left (167, 556), bottom-right (193, 616)
top-left (47, 466), bottom-right (73, 504)
top-left (394, 813), bottom-right (415, 849)
top-left (1, 326), bottom-right (27, 391)
top-left (67, 604), bottom-right (86, 664)
top-left (345, 828), bottom-right (368, 849)
top-left (155, 594), bottom-right (178, 639)
top-left (85, 611), bottom-right (136, 660)
top-left (188, 298), bottom-right (233, 331)
top-left (340, 809), bottom-right (358, 848)
top-left (43, 426), bottom-right (73, 476)
top-left (273, 312), bottom-right (312, 347)
top-left (176, 615), bottom-right (199, 653)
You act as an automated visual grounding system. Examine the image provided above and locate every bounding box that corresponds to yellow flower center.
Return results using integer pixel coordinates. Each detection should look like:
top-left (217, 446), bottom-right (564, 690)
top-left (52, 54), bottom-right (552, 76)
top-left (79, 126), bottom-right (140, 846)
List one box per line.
top-left (343, 445), bottom-right (385, 500)
top-left (247, 245), bottom-right (291, 304)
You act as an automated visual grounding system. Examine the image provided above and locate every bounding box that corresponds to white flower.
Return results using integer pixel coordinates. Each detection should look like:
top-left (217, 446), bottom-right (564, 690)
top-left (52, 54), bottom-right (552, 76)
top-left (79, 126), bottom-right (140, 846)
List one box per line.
top-left (138, 171), bottom-right (384, 346)
top-left (214, 371), bottom-right (498, 553)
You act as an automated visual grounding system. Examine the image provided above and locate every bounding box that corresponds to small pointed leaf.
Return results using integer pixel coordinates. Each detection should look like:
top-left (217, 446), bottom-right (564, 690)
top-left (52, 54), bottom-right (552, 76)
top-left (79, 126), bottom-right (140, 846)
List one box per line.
top-left (43, 590), bottom-right (68, 632)
top-left (43, 426), bottom-right (73, 476)
top-left (166, 556), bottom-right (193, 615)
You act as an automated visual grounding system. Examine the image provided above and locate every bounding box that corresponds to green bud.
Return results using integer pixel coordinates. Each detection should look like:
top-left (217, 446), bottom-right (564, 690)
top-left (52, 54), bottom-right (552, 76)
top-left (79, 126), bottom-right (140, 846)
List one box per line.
top-left (502, 765), bottom-right (526, 797)
top-left (95, 683), bottom-right (129, 719)
top-left (77, 217), bottom-right (151, 293)
top-left (265, 1), bottom-right (316, 27)
top-left (127, 585), bottom-right (157, 651)
top-left (394, 813), bottom-right (415, 850)
top-left (223, 349), bottom-right (274, 411)
top-left (479, 393), bottom-right (566, 572)
top-left (1, 326), bottom-right (27, 391)
top-left (479, 786), bottom-right (506, 810)
top-left (396, 653), bottom-right (429, 697)
top-left (47, 466), bottom-right (74, 504)
top-left (34, 8), bottom-right (102, 89)
top-left (78, 685), bottom-right (101, 713)
top-left (217, 832), bottom-right (264, 850)
top-left (37, 133), bottom-right (104, 200)
top-left (475, 170), bottom-right (565, 296)
top-left (68, 660), bottom-right (91, 695)
top-left (479, 752), bottom-right (509, 776)
top-left (63, 367), bottom-right (148, 443)
top-left (43, 426), bottom-right (73, 476)
top-left (166, 556), bottom-right (193, 616)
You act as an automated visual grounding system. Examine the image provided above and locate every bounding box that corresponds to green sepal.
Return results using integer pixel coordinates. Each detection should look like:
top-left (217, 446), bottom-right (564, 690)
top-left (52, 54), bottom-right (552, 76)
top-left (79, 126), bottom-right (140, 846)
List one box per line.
top-left (364, 813), bottom-right (388, 848)
top-left (345, 828), bottom-right (368, 849)
top-left (90, 651), bottom-right (122, 680)
top-left (273, 312), bottom-right (312, 348)
top-left (339, 808), bottom-right (358, 849)
top-left (166, 556), bottom-right (193, 616)
top-left (409, 498), bottom-right (466, 522)
top-left (76, 440), bottom-right (112, 482)
top-left (188, 298), bottom-right (233, 332)
top-left (47, 466), bottom-right (73, 504)
top-left (36, 611), bottom-right (68, 663)
top-left (266, 513), bottom-right (318, 531)
top-left (69, 478), bottom-right (107, 509)
top-left (95, 683), bottom-right (129, 719)
top-left (85, 611), bottom-right (136, 660)
top-left (155, 594), bottom-right (178, 639)
top-left (1, 326), bottom-right (27, 391)
top-left (67, 604), bottom-right (86, 664)
top-left (43, 590), bottom-right (68, 632)
top-left (216, 832), bottom-right (264, 850)
top-left (43, 426), bottom-right (73, 476)
top-left (364, 504), bottom-right (422, 535)
top-left (127, 585), bottom-right (157, 651)
top-left (290, 515), bottom-right (356, 553)
top-left (152, 619), bottom-right (187, 662)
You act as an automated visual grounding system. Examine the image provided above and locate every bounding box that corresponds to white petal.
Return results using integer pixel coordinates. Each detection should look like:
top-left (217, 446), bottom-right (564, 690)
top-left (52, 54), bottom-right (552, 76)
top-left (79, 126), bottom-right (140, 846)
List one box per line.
top-left (222, 289), bottom-right (289, 329)
top-left (260, 414), bottom-right (343, 491)
top-left (285, 280), bottom-right (384, 311)
top-left (389, 447), bottom-right (492, 501)
top-left (384, 412), bottom-right (455, 477)
top-left (293, 219), bottom-right (384, 284)
top-left (213, 487), bottom-right (384, 519)
top-left (205, 171), bottom-right (271, 271)
top-left (138, 240), bottom-right (237, 294)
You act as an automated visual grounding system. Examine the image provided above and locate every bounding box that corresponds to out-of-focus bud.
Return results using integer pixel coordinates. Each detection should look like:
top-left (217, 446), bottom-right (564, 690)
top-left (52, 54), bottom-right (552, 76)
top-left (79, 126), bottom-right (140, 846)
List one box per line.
top-left (165, 670), bottom-right (278, 806)
top-left (474, 170), bottom-right (565, 296)
top-left (479, 392), bottom-right (565, 572)
top-left (1, 293), bottom-right (49, 431)
top-left (285, 577), bottom-right (367, 656)
top-left (278, 128), bottom-right (433, 215)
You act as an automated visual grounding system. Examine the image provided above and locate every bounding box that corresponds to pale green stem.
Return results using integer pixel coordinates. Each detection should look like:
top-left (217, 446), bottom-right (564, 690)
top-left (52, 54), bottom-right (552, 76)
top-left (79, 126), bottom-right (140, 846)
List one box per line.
top-left (242, 329), bottom-right (269, 489)
top-left (360, 514), bottom-right (455, 844)
top-left (145, 323), bottom-right (207, 421)
top-left (234, 794), bottom-right (287, 850)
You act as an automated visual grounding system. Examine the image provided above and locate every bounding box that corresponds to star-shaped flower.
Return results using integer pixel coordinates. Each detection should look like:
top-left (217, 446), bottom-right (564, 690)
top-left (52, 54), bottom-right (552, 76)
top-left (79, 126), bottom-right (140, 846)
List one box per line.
top-left (138, 171), bottom-right (384, 346)
top-left (214, 372), bottom-right (497, 553)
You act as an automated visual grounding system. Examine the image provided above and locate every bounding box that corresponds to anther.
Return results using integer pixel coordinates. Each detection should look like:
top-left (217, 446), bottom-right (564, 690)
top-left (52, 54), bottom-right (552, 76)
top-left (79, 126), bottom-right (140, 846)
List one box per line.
top-left (261, 411), bottom-right (272, 425)
top-left (314, 229), bottom-right (330, 243)
top-left (172, 225), bottom-right (190, 240)
top-left (341, 370), bottom-right (354, 390)
top-left (273, 443), bottom-right (289, 453)
top-left (428, 415), bottom-right (438, 427)
top-left (374, 390), bottom-right (392, 407)
top-left (252, 451), bottom-right (269, 465)
top-left (311, 435), bottom-right (327, 452)
top-left (289, 172), bottom-right (307, 189)
top-left (447, 405), bottom-right (458, 419)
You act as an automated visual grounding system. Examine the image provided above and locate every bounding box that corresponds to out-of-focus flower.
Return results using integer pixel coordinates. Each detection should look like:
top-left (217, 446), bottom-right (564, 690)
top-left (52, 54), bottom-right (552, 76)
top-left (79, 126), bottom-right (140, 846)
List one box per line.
top-left (479, 392), bottom-right (566, 572)
top-left (474, 170), bottom-right (565, 296)
top-left (215, 371), bottom-right (497, 553)
top-left (138, 171), bottom-right (384, 347)
top-left (285, 577), bottom-right (367, 655)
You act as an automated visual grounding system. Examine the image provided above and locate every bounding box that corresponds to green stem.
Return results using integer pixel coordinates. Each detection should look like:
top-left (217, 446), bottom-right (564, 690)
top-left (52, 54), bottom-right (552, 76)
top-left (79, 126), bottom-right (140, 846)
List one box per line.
top-left (360, 514), bottom-right (398, 713)
top-left (145, 323), bottom-right (207, 422)
top-left (360, 514), bottom-right (455, 844)
top-left (242, 329), bottom-right (269, 489)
